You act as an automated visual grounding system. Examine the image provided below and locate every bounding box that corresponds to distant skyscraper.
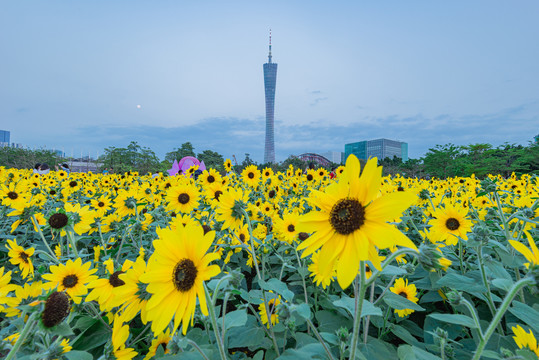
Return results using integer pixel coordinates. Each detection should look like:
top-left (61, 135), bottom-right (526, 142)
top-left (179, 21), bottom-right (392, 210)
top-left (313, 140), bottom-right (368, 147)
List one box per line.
top-left (345, 138), bottom-right (408, 162)
top-left (263, 30), bottom-right (277, 163)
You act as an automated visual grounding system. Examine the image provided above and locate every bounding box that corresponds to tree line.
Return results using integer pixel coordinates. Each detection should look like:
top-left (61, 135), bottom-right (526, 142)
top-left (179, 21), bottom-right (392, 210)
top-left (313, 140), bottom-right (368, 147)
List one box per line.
top-left (1, 141), bottom-right (537, 178)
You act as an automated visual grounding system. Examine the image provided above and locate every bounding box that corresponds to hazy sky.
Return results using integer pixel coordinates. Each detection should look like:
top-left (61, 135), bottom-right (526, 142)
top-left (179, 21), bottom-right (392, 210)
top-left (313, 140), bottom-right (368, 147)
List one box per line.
top-left (1, 1), bottom-right (538, 163)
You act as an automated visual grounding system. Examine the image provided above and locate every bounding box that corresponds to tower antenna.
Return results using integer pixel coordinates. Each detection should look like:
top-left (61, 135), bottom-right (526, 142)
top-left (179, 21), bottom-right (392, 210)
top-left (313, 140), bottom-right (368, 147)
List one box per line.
top-left (268, 29), bottom-right (272, 63)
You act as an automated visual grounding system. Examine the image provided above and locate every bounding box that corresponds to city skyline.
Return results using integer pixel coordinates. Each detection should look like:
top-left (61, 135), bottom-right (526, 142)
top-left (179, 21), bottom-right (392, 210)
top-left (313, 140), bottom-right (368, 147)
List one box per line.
top-left (1, 1), bottom-right (538, 163)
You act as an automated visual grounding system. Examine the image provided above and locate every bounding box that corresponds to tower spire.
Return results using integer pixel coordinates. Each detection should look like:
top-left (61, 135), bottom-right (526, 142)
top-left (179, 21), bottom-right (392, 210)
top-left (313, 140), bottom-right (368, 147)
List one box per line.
top-left (268, 29), bottom-right (272, 63)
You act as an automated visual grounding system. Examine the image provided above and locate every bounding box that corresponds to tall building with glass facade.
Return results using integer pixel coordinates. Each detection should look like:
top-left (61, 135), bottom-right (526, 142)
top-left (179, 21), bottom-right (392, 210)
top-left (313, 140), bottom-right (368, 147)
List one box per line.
top-left (345, 138), bottom-right (408, 162)
top-left (0, 130), bottom-right (10, 147)
top-left (263, 31), bottom-right (277, 163)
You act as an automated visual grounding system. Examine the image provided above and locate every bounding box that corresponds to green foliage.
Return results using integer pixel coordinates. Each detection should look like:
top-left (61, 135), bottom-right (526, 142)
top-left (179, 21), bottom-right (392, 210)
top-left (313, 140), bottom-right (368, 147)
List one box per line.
top-left (0, 147), bottom-right (62, 169)
top-left (99, 141), bottom-right (162, 174)
top-left (165, 142), bottom-right (196, 162)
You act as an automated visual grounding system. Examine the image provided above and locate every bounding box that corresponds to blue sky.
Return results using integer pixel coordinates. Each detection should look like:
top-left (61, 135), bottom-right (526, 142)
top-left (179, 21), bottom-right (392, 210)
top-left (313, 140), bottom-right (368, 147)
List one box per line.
top-left (1, 1), bottom-right (538, 163)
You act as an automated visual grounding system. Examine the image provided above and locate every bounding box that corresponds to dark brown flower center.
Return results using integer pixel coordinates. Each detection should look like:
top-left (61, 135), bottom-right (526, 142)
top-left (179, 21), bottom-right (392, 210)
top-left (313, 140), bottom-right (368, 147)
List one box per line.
top-left (49, 213), bottom-right (69, 229)
top-left (329, 198), bottom-right (365, 235)
top-left (397, 186), bottom-right (405, 192)
top-left (239, 233), bottom-right (246, 242)
top-left (202, 224), bottom-right (212, 235)
top-left (268, 190), bottom-right (276, 198)
top-left (7, 191), bottom-right (18, 200)
top-left (248, 172), bottom-right (254, 179)
top-left (178, 193), bottom-right (190, 204)
top-left (109, 271), bottom-right (125, 287)
top-left (306, 174), bottom-right (313, 181)
top-left (50, 190), bottom-right (57, 195)
top-left (398, 291), bottom-right (408, 298)
top-left (98, 201), bottom-right (105, 207)
top-left (287, 224), bottom-right (295, 233)
top-left (445, 218), bottom-right (460, 231)
top-left (69, 181), bottom-right (78, 188)
top-left (42, 291), bottom-right (70, 328)
top-left (172, 259), bottom-right (198, 292)
top-left (214, 190), bottom-right (223, 200)
top-left (207, 175), bottom-right (215, 183)
top-left (298, 232), bottom-right (310, 241)
top-left (19, 251), bottom-right (29, 264)
top-left (62, 274), bottom-right (78, 288)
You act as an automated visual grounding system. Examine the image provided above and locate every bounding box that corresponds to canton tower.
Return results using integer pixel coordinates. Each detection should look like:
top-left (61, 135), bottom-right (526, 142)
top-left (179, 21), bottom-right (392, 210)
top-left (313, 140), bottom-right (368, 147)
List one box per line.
top-left (263, 30), bottom-right (277, 163)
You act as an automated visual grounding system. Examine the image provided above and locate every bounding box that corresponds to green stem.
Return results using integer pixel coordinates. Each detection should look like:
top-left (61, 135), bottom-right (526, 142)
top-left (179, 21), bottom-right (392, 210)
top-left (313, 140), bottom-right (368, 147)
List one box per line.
top-left (472, 277), bottom-right (535, 360)
top-left (97, 222), bottom-right (108, 256)
top-left (306, 318), bottom-right (336, 360)
top-left (187, 339), bottom-right (210, 360)
top-left (294, 248), bottom-right (310, 311)
top-left (476, 244), bottom-right (503, 335)
top-left (204, 284), bottom-right (228, 360)
top-left (66, 229), bottom-right (79, 257)
top-left (366, 248), bottom-right (418, 287)
top-left (363, 282), bottom-right (376, 344)
top-left (5, 312), bottom-right (38, 360)
top-left (460, 298), bottom-right (485, 341)
top-left (349, 261), bottom-right (367, 360)
top-left (458, 239), bottom-right (465, 274)
top-left (32, 215), bottom-right (58, 263)
top-left (221, 292), bottom-right (230, 345)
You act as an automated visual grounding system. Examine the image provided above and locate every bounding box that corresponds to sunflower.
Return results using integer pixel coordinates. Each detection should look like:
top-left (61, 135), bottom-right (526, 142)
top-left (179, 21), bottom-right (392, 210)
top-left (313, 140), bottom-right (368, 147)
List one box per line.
top-left (262, 167), bottom-right (274, 179)
top-left (114, 189), bottom-right (142, 218)
top-left (308, 251), bottom-right (336, 289)
top-left (165, 183), bottom-right (200, 214)
top-left (0, 181), bottom-right (28, 208)
top-left (144, 329), bottom-right (173, 359)
top-left (91, 195), bottom-right (113, 216)
top-left (275, 212), bottom-right (300, 244)
top-left (390, 278), bottom-right (419, 317)
top-left (3, 280), bottom-right (45, 317)
top-left (86, 259), bottom-right (133, 311)
top-left (224, 159), bottom-right (233, 172)
top-left (215, 188), bottom-right (248, 231)
top-left (42, 258), bottom-right (98, 304)
top-left (204, 182), bottom-right (226, 208)
top-left (428, 204), bottom-right (472, 246)
top-left (259, 293), bottom-right (281, 328)
top-left (297, 155), bottom-right (418, 289)
top-left (512, 325), bottom-right (539, 357)
top-left (6, 239), bottom-right (35, 279)
top-left (198, 169), bottom-right (222, 187)
top-left (0, 267), bottom-right (17, 313)
top-left (42, 291), bottom-right (71, 328)
top-left (140, 222), bottom-right (220, 335)
top-left (112, 314), bottom-right (138, 360)
top-left (509, 231), bottom-right (539, 269)
top-left (112, 256), bottom-right (151, 324)
top-left (242, 165), bottom-right (261, 187)
top-left (64, 202), bottom-right (96, 235)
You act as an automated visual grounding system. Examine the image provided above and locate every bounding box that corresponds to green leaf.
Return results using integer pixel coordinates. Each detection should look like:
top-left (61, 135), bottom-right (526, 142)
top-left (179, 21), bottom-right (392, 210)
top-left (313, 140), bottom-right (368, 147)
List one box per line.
top-left (427, 313), bottom-right (478, 329)
top-left (293, 303), bottom-right (312, 320)
top-left (436, 272), bottom-right (487, 293)
top-left (227, 316), bottom-right (267, 348)
top-left (259, 278), bottom-right (295, 302)
top-left (315, 310), bottom-right (353, 333)
top-left (49, 322), bottom-right (74, 337)
top-left (397, 345), bottom-right (443, 360)
top-left (491, 278), bottom-right (513, 292)
top-left (333, 296), bottom-right (383, 318)
top-left (224, 309), bottom-right (247, 330)
top-left (277, 343), bottom-right (328, 359)
top-left (382, 265), bottom-right (408, 276)
top-left (391, 325), bottom-right (422, 347)
top-left (383, 292), bottom-right (425, 311)
top-left (64, 351), bottom-right (93, 360)
top-left (509, 301), bottom-right (539, 334)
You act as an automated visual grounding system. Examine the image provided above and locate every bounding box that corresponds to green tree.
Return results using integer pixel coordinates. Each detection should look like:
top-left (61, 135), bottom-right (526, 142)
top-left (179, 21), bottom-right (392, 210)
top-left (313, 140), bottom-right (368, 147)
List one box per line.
top-left (0, 147), bottom-right (62, 169)
top-left (165, 142), bottom-right (196, 162)
top-left (197, 149), bottom-right (224, 172)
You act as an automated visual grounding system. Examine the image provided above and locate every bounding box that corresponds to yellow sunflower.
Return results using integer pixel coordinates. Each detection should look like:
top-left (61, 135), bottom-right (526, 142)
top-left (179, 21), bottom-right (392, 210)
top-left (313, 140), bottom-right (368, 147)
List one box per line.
top-left (165, 183), bottom-right (200, 214)
top-left (308, 251), bottom-right (336, 289)
top-left (512, 325), bottom-right (539, 357)
top-left (144, 329), bottom-right (173, 359)
top-left (215, 188), bottom-right (248, 231)
top-left (112, 314), bottom-right (138, 360)
top-left (390, 278), bottom-right (419, 318)
top-left (241, 165), bottom-right (261, 187)
top-left (198, 169), bottom-right (222, 187)
top-left (91, 195), bottom-right (113, 216)
top-left (6, 239), bottom-right (35, 279)
top-left (0, 181), bottom-right (28, 208)
top-left (297, 155), bottom-right (418, 289)
top-left (0, 267), bottom-right (18, 313)
top-left (112, 256), bottom-right (150, 324)
top-left (274, 212), bottom-right (300, 244)
top-left (509, 231), bottom-right (539, 269)
top-left (86, 259), bottom-right (133, 311)
top-left (259, 293), bottom-right (281, 328)
top-left (42, 258), bottom-right (98, 304)
top-left (140, 222), bottom-right (220, 335)
top-left (224, 159), bottom-right (233, 172)
top-left (428, 204), bottom-right (472, 246)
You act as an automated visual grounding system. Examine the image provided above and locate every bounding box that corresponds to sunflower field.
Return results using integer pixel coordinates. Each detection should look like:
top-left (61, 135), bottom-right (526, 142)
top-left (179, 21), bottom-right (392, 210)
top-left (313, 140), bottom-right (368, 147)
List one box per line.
top-left (0, 155), bottom-right (538, 360)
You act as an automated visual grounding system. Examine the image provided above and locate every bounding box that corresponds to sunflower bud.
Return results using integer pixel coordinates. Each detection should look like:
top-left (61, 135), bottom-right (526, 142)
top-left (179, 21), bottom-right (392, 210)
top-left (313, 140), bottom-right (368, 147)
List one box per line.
top-left (445, 290), bottom-right (462, 306)
top-left (336, 326), bottom-right (350, 343)
top-left (480, 179), bottom-right (497, 193)
top-left (418, 243), bottom-right (451, 272)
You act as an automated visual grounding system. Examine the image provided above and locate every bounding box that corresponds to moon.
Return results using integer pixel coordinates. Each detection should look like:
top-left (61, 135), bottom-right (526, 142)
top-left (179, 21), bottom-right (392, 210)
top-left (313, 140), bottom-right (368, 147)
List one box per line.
top-left (136, 104), bottom-right (141, 109)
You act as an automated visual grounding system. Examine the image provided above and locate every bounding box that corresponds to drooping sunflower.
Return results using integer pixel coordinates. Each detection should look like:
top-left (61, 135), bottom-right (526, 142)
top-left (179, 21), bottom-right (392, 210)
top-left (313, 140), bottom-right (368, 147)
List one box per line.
top-left (308, 251), bottom-right (336, 289)
top-left (114, 189), bottom-right (142, 218)
top-left (241, 165), bottom-right (261, 187)
top-left (428, 204), bottom-right (472, 246)
top-left (140, 222), bottom-right (220, 335)
top-left (297, 155), bottom-right (418, 289)
top-left (42, 258), bottom-right (98, 304)
top-left (112, 314), bottom-right (138, 360)
top-left (389, 277), bottom-right (419, 318)
top-left (6, 239), bottom-right (35, 279)
top-left (165, 183), bottom-right (200, 214)
top-left (512, 325), bottom-right (539, 357)
top-left (0, 267), bottom-right (17, 313)
top-left (509, 231), bottom-right (539, 269)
